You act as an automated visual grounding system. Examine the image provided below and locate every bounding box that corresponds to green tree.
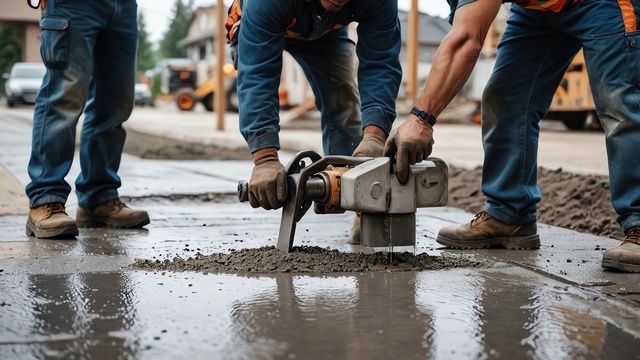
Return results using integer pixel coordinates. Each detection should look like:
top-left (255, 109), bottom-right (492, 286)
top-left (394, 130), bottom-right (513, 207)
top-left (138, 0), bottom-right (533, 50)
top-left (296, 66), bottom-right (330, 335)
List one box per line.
top-left (137, 12), bottom-right (156, 73)
top-left (159, 0), bottom-right (193, 59)
top-left (0, 23), bottom-right (22, 95)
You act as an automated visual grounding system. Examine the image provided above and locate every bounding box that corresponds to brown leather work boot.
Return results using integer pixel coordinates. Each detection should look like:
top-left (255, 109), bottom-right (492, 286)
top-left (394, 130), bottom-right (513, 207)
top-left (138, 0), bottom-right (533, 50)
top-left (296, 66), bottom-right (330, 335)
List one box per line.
top-left (349, 213), bottom-right (361, 245)
top-left (76, 199), bottom-right (150, 229)
top-left (26, 203), bottom-right (79, 239)
top-left (602, 227), bottom-right (640, 273)
top-left (436, 211), bottom-right (540, 250)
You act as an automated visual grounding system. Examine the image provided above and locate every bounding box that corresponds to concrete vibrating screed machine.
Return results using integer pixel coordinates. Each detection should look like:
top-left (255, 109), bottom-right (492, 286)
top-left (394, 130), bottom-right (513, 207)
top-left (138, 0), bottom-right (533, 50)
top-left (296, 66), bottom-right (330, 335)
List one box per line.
top-left (238, 151), bottom-right (449, 253)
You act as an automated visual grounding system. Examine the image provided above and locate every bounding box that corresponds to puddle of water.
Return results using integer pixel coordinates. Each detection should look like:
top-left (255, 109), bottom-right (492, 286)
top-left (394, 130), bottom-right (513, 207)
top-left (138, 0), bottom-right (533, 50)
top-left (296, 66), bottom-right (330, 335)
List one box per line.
top-left (1, 268), bottom-right (638, 359)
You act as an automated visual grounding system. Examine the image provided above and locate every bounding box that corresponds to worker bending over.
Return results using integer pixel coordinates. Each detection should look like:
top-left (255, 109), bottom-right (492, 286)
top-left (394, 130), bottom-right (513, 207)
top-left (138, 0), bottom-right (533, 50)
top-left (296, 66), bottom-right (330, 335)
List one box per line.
top-left (385, 0), bottom-right (640, 272)
top-left (230, 0), bottom-right (402, 243)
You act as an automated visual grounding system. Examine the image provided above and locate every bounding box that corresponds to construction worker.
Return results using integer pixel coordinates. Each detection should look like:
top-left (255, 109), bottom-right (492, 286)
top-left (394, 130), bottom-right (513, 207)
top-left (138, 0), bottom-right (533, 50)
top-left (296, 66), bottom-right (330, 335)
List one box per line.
top-left (25, 0), bottom-right (149, 239)
top-left (385, 0), bottom-right (640, 272)
top-left (232, 0), bottom-right (402, 242)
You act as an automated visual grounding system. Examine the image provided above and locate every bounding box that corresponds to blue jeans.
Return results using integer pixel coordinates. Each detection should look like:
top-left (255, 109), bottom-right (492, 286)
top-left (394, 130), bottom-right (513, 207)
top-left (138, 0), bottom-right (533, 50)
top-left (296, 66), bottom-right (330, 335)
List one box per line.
top-left (285, 29), bottom-right (362, 156)
top-left (26, 0), bottom-right (138, 208)
top-left (481, 1), bottom-right (640, 232)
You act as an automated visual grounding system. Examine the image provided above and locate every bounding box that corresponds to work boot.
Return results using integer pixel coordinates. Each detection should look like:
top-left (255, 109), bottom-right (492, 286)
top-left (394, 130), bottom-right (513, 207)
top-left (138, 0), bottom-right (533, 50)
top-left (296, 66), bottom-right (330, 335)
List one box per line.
top-left (436, 211), bottom-right (540, 249)
top-left (602, 227), bottom-right (640, 273)
top-left (349, 213), bottom-right (361, 245)
top-left (26, 203), bottom-right (79, 239)
top-left (76, 199), bottom-right (150, 229)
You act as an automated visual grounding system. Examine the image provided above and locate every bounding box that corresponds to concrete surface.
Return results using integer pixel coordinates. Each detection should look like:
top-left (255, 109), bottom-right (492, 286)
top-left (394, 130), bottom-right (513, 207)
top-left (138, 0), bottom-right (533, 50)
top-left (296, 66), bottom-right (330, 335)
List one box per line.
top-left (0, 107), bottom-right (637, 359)
top-left (0, 164), bottom-right (28, 216)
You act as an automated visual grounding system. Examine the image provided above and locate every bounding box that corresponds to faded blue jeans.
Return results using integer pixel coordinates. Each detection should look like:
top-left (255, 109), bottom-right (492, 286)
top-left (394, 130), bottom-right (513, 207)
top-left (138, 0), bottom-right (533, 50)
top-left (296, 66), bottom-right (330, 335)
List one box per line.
top-left (26, 0), bottom-right (138, 208)
top-left (481, 1), bottom-right (640, 232)
top-left (285, 29), bottom-right (362, 156)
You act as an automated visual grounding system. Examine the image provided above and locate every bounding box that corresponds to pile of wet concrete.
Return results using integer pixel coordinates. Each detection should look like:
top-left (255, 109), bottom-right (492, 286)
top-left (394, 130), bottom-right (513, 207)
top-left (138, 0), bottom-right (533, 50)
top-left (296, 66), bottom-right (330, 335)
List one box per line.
top-left (448, 166), bottom-right (623, 240)
top-left (135, 246), bottom-right (485, 273)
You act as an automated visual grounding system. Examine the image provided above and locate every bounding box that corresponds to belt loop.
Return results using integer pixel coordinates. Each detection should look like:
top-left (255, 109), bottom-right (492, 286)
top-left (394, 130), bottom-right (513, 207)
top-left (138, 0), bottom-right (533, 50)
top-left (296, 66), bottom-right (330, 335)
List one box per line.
top-left (617, 0), bottom-right (637, 33)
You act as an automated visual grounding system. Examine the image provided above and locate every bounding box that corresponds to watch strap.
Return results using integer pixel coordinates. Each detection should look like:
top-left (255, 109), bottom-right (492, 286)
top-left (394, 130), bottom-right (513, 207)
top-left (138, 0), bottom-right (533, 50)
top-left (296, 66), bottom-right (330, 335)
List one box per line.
top-left (410, 106), bottom-right (437, 126)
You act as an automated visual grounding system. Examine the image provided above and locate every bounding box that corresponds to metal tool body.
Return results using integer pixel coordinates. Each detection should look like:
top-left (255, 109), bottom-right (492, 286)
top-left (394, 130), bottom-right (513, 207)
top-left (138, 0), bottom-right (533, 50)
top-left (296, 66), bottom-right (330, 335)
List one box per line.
top-left (238, 150), bottom-right (448, 252)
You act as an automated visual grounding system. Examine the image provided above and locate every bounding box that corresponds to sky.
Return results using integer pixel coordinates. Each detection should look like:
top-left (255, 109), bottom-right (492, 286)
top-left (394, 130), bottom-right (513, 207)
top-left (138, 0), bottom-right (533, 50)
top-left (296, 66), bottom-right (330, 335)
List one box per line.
top-left (137, 0), bottom-right (451, 43)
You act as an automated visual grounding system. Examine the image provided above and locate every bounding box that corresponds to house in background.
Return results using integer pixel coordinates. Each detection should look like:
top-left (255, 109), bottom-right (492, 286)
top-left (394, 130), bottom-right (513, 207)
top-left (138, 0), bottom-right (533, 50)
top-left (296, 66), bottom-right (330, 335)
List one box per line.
top-left (178, 5), bottom-right (217, 86)
top-left (1, 2), bottom-right (41, 63)
top-left (179, 4), bottom-right (312, 108)
top-left (398, 10), bottom-right (450, 93)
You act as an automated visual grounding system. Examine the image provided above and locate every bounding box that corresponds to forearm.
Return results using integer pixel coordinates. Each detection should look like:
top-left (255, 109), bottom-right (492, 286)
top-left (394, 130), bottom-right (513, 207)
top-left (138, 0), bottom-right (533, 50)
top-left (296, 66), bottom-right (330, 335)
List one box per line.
top-left (237, 0), bottom-right (287, 153)
top-left (415, 0), bottom-right (501, 117)
top-left (415, 32), bottom-right (482, 117)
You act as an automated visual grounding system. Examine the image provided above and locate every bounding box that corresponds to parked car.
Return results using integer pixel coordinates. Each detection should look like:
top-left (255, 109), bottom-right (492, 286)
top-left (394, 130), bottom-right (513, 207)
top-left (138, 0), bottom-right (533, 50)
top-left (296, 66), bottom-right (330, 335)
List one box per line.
top-left (3, 62), bottom-right (46, 107)
top-left (134, 83), bottom-right (153, 107)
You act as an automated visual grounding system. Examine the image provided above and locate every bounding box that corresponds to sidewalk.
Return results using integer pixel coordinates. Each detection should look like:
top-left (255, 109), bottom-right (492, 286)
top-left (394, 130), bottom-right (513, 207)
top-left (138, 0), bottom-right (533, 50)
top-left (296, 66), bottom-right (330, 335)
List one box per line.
top-left (125, 104), bottom-right (610, 175)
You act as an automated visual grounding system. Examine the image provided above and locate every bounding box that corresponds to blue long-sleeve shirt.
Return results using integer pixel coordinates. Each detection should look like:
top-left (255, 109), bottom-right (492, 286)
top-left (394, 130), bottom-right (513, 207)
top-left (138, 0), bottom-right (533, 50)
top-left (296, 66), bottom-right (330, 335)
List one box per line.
top-left (237, 0), bottom-right (402, 153)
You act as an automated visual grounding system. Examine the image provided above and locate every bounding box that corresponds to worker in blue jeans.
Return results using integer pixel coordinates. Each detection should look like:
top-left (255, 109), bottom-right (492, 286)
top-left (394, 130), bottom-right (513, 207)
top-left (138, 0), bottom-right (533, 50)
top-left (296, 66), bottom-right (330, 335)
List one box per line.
top-left (385, 0), bottom-right (640, 272)
top-left (230, 0), bottom-right (402, 243)
top-left (25, 0), bottom-right (149, 239)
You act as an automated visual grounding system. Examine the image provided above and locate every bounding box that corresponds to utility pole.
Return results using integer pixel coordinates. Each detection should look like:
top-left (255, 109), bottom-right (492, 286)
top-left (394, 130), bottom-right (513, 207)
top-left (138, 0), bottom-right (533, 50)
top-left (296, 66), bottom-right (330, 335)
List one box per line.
top-left (215, 0), bottom-right (226, 130)
top-left (407, 0), bottom-right (419, 102)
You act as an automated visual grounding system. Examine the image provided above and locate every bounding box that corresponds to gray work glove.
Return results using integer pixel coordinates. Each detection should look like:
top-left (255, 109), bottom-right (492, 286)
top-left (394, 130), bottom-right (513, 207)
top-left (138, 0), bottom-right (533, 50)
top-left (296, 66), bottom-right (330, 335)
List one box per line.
top-left (352, 132), bottom-right (387, 158)
top-left (383, 117), bottom-right (434, 184)
top-left (249, 148), bottom-right (287, 210)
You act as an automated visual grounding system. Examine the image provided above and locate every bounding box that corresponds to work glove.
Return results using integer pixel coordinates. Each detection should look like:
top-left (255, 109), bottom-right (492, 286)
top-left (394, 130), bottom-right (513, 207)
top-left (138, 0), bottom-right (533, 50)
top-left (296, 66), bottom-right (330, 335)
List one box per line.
top-left (249, 148), bottom-right (287, 210)
top-left (383, 117), bottom-right (434, 185)
top-left (352, 132), bottom-right (387, 158)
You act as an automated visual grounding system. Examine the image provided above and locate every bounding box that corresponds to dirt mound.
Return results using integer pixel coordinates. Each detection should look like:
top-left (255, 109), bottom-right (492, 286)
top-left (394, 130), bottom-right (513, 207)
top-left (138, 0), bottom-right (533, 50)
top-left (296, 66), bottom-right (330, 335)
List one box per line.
top-left (448, 166), bottom-right (623, 240)
top-left (124, 129), bottom-right (250, 160)
top-left (134, 246), bottom-right (485, 274)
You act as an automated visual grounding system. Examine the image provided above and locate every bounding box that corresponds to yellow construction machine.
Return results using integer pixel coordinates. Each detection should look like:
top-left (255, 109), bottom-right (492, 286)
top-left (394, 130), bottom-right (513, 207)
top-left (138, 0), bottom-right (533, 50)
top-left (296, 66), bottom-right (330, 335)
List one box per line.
top-left (174, 63), bottom-right (238, 113)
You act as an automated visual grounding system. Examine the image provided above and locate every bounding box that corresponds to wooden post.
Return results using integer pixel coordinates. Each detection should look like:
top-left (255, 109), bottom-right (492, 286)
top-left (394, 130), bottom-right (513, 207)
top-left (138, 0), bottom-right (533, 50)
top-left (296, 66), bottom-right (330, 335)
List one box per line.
top-left (215, 0), bottom-right (226, 131)
top-left (406, 0), bottom-right (419, 102)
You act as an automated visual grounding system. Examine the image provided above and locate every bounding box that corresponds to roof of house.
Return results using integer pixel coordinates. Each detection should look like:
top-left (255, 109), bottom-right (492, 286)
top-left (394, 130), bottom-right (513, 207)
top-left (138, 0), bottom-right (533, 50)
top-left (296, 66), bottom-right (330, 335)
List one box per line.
top-left (398, 10), bottom-right (451, 46)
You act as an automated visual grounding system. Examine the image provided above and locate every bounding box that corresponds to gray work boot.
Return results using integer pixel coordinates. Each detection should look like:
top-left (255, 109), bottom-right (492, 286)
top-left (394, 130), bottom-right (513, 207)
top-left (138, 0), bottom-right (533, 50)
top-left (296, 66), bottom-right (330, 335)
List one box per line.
top-left (26, 203), bottom-right (79, 239)
top-left (76, 199), bottom-right (150, 229)
top-left (349, 212), bottom-right (361, 245)
top-left (602, 227), bottom-right (640, 273)
top-left (436, 211), bottom-right (540, 249)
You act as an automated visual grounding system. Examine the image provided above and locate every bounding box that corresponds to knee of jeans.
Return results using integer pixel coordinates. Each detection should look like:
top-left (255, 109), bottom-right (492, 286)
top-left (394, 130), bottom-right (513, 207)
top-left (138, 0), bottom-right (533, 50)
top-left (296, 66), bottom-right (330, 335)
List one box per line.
top-left (592, 85), bottom-right (639, 134)
top-left (481, 80), bottom-right (508, 127)
top-left (50, 71), bottom-right (90, 112)
top-left (482, 76), bottom-right (511, 108)
top-left (320, 81), bottom-right (356, 115)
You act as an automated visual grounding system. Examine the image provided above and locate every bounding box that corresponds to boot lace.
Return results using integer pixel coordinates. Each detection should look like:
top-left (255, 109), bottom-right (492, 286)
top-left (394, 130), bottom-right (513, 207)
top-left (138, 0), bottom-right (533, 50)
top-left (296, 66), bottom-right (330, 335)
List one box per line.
top-left (108, 199), bottom-right (128, 210)
top-left (625, 227), bottom-right (640, 245)
top-left (470, 211), bottom-right (490, 226)
top-left (44, 203), bottom-right (67, 215)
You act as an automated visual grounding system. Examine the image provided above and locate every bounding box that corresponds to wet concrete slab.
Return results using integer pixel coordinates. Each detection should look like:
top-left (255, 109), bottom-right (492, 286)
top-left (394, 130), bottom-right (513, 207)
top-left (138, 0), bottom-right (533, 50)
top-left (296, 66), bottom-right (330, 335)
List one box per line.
top-left (1, 267), bottom-right (639, 359)
top-left (423, 208), bottom-right (640, 304)
top-left (0, 198), bottom-right (638, 359)
top-left (1, 112), bottom-right (639, 358)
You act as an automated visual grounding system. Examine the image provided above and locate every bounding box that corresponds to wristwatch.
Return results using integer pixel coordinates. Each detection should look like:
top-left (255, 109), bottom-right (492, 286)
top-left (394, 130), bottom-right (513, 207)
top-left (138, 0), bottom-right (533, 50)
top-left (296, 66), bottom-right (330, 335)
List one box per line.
top-left (410, 106), bottom-right (437, 126)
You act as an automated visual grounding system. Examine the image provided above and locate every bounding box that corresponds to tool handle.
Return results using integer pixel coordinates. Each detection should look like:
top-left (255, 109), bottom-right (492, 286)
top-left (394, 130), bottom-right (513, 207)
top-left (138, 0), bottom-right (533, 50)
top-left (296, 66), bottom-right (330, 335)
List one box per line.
top-left (237, 181), bottom-right (249, 202)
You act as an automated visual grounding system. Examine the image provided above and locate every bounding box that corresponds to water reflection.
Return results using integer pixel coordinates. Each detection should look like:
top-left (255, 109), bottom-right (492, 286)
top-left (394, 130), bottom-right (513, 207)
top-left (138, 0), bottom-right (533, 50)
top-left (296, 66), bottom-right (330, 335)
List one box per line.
top-left (0, 235), bottom-right (138, 359)
top-left (228, 274), bottom-right (430, 359)
top-left (1, 268), bottom-right (638, 359)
